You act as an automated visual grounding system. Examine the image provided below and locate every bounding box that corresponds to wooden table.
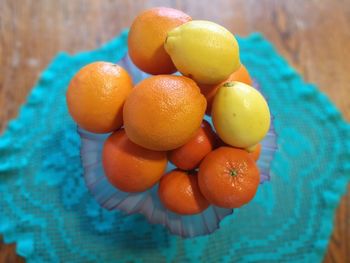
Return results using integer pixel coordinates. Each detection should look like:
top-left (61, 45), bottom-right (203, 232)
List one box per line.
top-left (1, 0), bottom-right (349, 262)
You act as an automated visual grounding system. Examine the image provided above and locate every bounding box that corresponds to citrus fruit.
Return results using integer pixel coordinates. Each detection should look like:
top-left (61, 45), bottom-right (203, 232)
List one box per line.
top-left (198, 147), bottom-right (260, 208)
top-left (66, 62), bottom-right (133, 133)
top-left (123, 75), bottom-right (207, 151)
top-left (169, 120), bottom-right (216, 170)
top-left (248, 143), bottom-right (262, 161)
top-left (158, 170), bottom-right (209, 215)
top-left (214, 136), bottom-right (262, 161)
top-left (212, 81), bottom-right (271, 148)
top-left (199, 64), bottom-right (252, 114)
top-left (230, 64), bottom-right (252, 86)
top-left (128, 7), bottom-right (191, 74)
top-left (164, 20), bottom-right (240, 85)
top-left (102, 129), bottom-right (167, 193)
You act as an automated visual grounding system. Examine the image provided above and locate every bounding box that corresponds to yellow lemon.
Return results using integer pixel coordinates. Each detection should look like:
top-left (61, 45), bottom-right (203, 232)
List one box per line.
top-left (164, 20), bottom-right (240, 85)
top-left (212, 81), bottom-right (271, 148)
top-left (245, 144), bottom-right (258, 153)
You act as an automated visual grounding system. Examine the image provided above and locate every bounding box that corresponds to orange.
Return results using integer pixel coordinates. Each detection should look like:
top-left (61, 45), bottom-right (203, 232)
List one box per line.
top-left (198, 64), bottom-right (252, 114)
top-left (249, 144), bottom-right (262, 161)
top-left (169, 120), bottom-right (216, 170)
top-left (66, 62), bottom-right (133, 133)
top-left (198, 147), bottom-right (260, 208)
top-left (123, 75), bottom-right (207, 151)
top-left (128, 7), bottom-right (191, 74)
top-left (231, 64), bottom-right (253, 86)
top-left (102, 129), bottom-right (167, 193)
top-left (158, 170), bottom-right (209, 215)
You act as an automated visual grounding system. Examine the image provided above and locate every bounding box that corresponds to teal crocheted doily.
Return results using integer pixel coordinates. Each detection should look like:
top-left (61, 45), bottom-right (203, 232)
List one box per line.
top-left (1, 30), bottom-right (349, 262)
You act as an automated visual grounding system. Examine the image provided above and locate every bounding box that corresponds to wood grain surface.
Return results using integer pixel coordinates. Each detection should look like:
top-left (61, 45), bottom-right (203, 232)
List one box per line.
top-left (0, 0), bottom-right (349, 262)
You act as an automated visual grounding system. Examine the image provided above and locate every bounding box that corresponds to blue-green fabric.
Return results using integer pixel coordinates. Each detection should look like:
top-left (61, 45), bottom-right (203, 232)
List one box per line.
top-left (0, 30), bottom-right (349, 262)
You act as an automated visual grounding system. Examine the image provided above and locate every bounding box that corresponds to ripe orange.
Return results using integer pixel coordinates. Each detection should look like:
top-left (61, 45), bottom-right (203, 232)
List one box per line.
top-left (102, 129), bottom-right (167, 193)
top-left (123, 75), bottom-right (207, 151)
top-left (128, 7), bottom-right (191, 74)
top-left (66, 62), bottom-right (133, 133)
top-left (158, 170), bottom-right (209, 215)
top-left (198, 64), bottom-right (252, 114)
top-left (249, 144), bottom-right (262, 161)
top-left (198, 147), bottom-right (260, 208)
top-left (169, 120), bottom-right (216, 170)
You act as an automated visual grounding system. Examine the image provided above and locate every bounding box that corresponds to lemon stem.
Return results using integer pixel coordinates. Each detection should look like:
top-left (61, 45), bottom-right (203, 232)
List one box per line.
top-left (223, 82), bottom-right (235, 87)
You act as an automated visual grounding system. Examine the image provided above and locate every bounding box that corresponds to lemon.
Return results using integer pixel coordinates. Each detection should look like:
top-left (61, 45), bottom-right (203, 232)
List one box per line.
top-left (212, 81), bottom-right (271, 148)
top-left (164, 20), bottom-right (240, 85)
top-left (245, 144), bottom-right (258, 153)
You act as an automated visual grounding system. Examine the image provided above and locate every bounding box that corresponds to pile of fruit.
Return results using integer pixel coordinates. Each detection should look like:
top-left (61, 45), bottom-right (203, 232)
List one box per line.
top-left (66, 7), bottom-right (271, 216)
